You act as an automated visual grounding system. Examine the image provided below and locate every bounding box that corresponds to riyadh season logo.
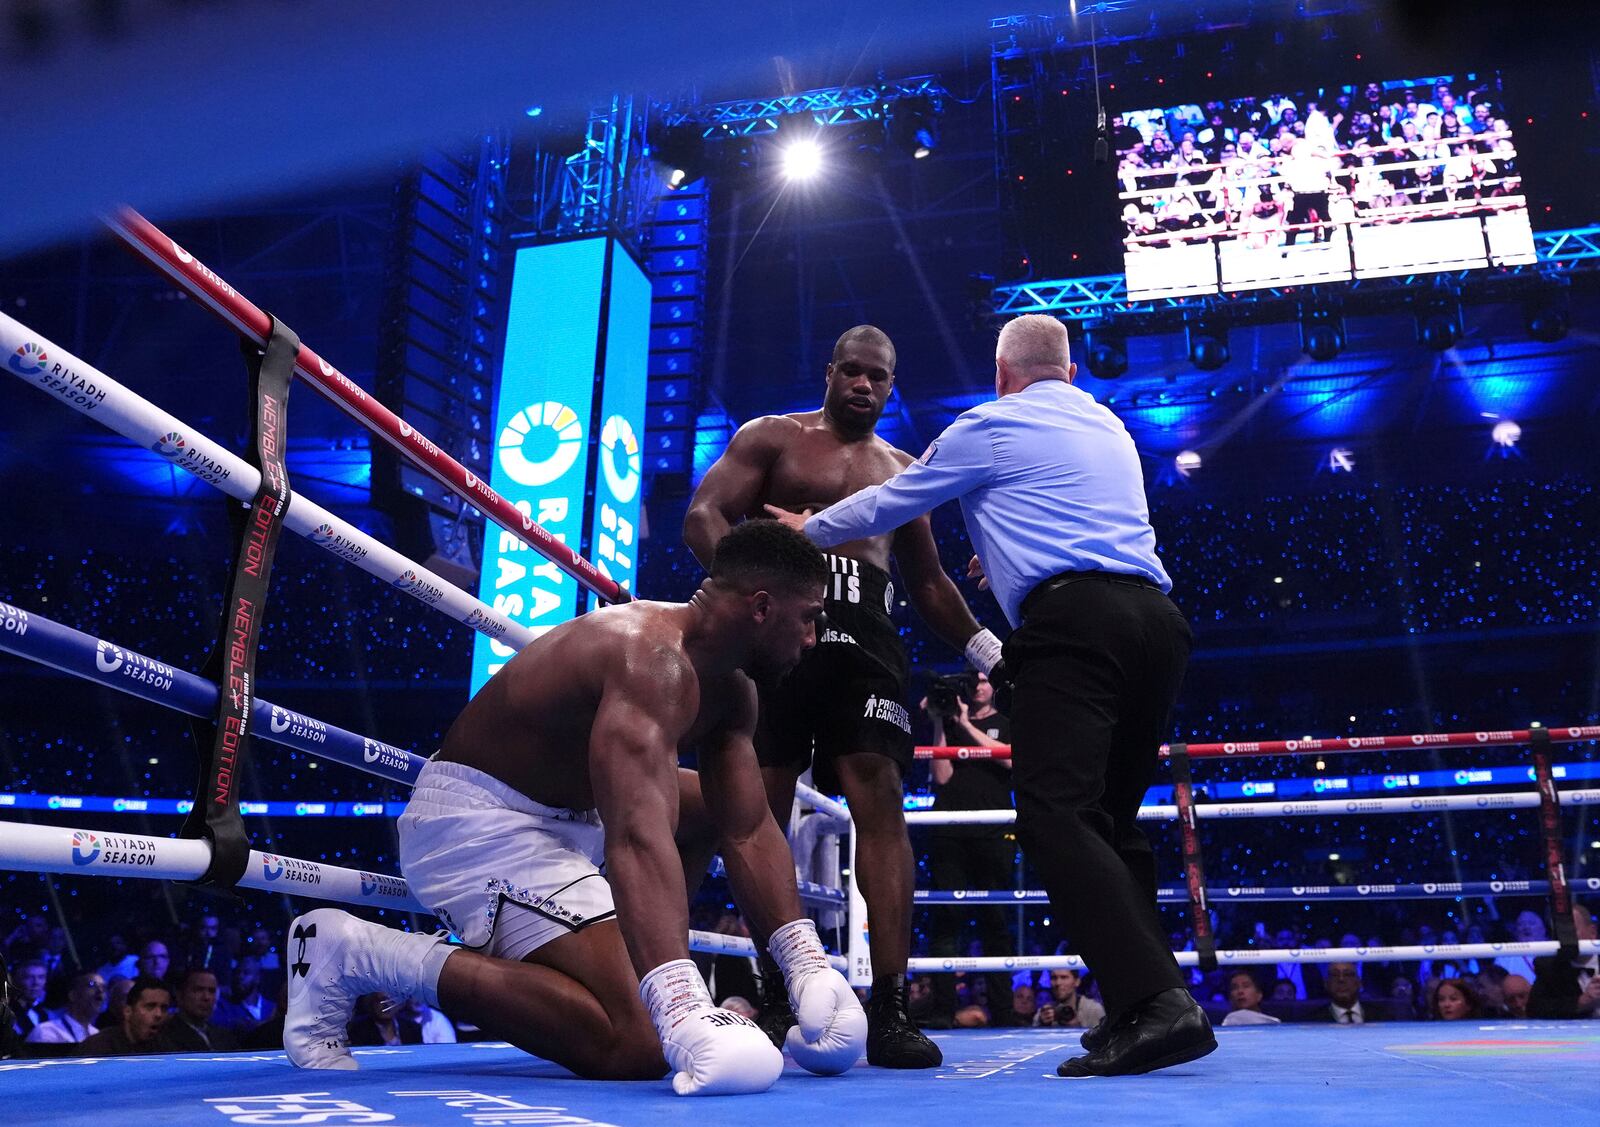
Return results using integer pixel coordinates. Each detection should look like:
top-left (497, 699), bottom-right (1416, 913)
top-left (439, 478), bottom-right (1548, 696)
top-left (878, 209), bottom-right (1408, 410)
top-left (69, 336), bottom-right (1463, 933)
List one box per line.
top-left (598, 415), bottom-right (642, 504)
top-left (8, 342), bottom-right (48, 376)
top-left (152, 432), bottom-right (187, 459)
top-left (71, 831), bottom-right (101, 866)
top-left (262, 854), bottom-right (285, 881)
top-left (96, 641), bottom-right (125, 674)
top-left (498, 401), bottom-right (583, 488)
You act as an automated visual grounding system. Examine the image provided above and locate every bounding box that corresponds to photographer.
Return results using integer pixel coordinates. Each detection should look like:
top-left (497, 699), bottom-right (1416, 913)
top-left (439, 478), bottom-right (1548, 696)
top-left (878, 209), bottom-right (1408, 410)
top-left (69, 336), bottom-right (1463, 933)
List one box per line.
top-left (921, 669), bottom-right (1015, 1025)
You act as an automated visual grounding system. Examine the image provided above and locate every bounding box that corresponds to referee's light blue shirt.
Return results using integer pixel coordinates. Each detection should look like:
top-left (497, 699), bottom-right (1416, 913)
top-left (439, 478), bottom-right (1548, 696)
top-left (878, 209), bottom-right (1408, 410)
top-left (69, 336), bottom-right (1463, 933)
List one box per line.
top-left (803, 378), bottom-right (1171, 628)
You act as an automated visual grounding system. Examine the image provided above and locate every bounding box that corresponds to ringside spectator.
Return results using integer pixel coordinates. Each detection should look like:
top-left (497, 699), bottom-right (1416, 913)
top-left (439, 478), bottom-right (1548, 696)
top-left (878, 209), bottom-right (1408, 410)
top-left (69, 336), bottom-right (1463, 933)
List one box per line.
top-left (1221, 969), bottom-right (1280, 1026)
top-left (80, 977), bottom-right (170, 1056)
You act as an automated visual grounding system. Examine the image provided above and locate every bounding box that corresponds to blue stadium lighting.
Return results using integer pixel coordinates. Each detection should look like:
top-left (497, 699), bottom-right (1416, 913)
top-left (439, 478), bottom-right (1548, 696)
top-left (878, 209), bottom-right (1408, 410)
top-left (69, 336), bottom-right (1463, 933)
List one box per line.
top-left (1491, 418), bottom-right (1522, 448)
top-left (524, 105), bottom-right (543, 118)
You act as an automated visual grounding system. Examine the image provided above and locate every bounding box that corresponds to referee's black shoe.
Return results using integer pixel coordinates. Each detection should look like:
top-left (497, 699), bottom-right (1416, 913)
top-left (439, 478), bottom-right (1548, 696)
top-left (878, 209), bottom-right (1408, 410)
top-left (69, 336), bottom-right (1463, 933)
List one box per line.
top-left (1057, 988), bottom-right (1215, 1077)
top-left (866, 973), bottom-right (943, 1068)
top-left (753, 953), bottom-right (797, 1050)
top-left (1079, 1015), bottom-right (1111, 1054)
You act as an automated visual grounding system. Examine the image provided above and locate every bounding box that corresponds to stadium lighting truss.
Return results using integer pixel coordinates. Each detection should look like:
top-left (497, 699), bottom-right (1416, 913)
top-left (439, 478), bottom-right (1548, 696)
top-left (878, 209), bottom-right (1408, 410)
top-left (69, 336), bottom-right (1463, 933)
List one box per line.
top-left (992, 226), bottom-right (1600, 332)
top-left (659, 76), bottom-right (946, 138)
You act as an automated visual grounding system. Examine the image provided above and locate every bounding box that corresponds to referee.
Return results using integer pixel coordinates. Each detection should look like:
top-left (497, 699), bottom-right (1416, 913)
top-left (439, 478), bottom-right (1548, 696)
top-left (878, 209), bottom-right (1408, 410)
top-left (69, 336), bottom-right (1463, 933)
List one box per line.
top-left (767, 314), bottom-right (1214, 1077)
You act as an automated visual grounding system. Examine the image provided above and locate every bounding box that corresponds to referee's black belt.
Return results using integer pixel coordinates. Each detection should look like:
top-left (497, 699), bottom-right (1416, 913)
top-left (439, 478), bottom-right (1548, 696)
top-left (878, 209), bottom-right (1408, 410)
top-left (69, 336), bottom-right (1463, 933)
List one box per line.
top-left (1021, 569), bottom-right (1161, 620)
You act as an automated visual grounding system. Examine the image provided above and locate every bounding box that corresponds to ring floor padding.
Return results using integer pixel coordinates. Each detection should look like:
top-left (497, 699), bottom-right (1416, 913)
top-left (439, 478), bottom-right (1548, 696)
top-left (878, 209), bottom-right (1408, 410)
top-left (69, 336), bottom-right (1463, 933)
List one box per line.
top-left (7, 1023), bottom-right (1596, 1127)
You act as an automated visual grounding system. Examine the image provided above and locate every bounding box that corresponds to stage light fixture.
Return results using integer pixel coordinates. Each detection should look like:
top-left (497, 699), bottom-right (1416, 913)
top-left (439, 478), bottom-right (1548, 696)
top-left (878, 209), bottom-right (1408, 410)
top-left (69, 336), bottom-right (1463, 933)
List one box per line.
top-left (1085, 328), bottom-right (1128, 379)
top-left (652, 124), bottom-right (707, 190)
top-left (1525, 306), bottom-right (1569, 343)
top-left (1186, 311), bottom-right (1230, 371)
top-left (779, 136), bottom-right (823, 180)
top-left (1524, 282), bottom-right (1570, 343)
top-left (1175, 450), bottom-right (1202, 478)
top-left (1491, 419), bottom-right (1521, 448)
top-left (1413, 283), bottom-right (1462, 352)
top-left (889, 96), bottom-right (938, 159)
top-left (1300, 300), bottom-right (1345, 362)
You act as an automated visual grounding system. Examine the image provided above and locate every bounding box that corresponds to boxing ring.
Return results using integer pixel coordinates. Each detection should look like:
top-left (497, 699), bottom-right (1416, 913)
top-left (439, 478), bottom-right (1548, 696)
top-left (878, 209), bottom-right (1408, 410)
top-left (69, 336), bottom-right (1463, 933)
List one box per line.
top-left (0, 207), bottom-right (859, 973)
top-left (2, 211), bottom-right (1598, 1122)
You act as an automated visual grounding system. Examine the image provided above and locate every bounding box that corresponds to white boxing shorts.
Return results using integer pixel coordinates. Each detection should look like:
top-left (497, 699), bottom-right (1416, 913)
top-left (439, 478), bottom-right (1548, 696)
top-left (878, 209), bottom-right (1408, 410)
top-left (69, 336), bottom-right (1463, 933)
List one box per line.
top-left (398, 759), bottom-right (616, 961)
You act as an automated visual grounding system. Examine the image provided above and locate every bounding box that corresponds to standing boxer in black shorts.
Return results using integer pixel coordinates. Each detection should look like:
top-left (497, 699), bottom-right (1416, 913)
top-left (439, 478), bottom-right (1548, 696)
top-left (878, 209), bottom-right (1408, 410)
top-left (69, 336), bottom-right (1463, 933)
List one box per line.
top-left (685, 326), bottom-right (1004, 1068)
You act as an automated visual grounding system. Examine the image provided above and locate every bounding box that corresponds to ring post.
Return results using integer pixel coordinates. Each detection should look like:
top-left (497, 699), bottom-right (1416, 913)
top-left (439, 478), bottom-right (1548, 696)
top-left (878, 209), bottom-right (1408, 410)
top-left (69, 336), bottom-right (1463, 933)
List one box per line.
top-left (1529, 726), bottom-right (1580, 959)
top-left (846, 812), bottom-right (871, 988)
top-left (1167, 742), bottom-right (1218, 973)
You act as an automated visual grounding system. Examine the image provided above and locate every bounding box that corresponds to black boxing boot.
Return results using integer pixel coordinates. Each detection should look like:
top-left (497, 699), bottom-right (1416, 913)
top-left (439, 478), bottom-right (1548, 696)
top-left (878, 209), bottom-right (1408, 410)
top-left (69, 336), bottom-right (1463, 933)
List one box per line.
top-left (753, 949), bottom-right (797, 1050)
top-left (1058, 987), bottom-right (1215, 1077)
top-left (866, 973), bottom-right (943, 1068)
top-left (1079, 1015), bottom-right (1111, 1053)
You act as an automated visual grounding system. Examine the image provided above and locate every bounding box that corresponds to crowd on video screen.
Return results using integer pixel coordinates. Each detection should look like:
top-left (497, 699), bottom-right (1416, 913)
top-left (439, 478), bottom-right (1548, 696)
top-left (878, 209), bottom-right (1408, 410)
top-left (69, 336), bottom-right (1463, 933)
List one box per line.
top-left (1116, 75), bottom-right (1523, 250)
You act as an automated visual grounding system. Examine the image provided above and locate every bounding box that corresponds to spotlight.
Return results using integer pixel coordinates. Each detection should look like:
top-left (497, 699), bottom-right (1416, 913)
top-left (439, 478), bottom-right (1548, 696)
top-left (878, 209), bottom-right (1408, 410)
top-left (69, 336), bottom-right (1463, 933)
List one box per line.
top-left (653, 124), bottom-right (707, 190)
top-left (889, 96), bottom-right (938, 159)
top-left (779, 136), bottom-right (824, 180)
top-left (1491, 419), bottom-right (1521, 447)
top-left (1413, 283), bottom-right (1462, 352)
top-left (1186, 311), bottom-right (1230, 371)
top-left (1085, 329), bottom-right (1128, 379)
top-left (1300, 301), bottom-right (1345, 362)
top-left (1175, 450), bottom-right (1202, 478)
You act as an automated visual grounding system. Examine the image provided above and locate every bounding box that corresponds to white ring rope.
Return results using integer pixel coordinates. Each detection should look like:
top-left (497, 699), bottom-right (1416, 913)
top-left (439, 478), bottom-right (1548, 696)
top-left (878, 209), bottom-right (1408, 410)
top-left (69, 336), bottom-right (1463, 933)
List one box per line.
top-left (0, 817), bottom-right (849, 970)
top-left (908, 940), bottom-right (1600, 974)
top-left (0, 311), bottom-right (534, 651)
top-left (905, 787), bottom-right (1600, 826)
top-left (0, 820), bottom-right (426, 912)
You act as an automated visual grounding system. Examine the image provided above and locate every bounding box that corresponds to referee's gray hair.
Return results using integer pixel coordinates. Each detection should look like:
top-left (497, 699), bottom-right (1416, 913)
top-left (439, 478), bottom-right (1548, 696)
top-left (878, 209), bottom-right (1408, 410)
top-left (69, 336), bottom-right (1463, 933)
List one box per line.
top-left (996, 314), bottom-right (1071, 370)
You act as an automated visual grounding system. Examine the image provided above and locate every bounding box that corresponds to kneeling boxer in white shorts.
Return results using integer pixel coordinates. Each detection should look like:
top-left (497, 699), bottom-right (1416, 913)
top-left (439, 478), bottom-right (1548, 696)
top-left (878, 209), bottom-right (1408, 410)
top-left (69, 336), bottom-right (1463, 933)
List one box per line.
top-left (283, 521), bottom-right (866, 1095)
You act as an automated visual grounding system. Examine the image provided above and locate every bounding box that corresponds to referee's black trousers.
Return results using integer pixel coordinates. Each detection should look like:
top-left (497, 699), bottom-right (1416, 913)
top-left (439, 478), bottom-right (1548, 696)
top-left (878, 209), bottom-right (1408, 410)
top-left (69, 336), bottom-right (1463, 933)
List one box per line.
top-left (1005, 573), bottom-right (1192, 1019)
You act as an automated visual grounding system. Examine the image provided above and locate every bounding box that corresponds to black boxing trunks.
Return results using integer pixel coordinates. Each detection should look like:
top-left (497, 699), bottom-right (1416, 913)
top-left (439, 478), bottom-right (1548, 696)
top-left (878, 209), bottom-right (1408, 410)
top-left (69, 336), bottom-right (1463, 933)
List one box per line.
top-left (756, 553), bottom-right (912, 794)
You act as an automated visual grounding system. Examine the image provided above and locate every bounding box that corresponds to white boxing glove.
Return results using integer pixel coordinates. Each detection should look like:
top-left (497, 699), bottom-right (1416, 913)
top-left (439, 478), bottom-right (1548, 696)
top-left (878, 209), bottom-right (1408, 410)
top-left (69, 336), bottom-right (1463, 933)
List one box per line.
top-left (768, 918), bottom-right (867, 1075)
top-left (640, 959), bottom-right (784, 1096)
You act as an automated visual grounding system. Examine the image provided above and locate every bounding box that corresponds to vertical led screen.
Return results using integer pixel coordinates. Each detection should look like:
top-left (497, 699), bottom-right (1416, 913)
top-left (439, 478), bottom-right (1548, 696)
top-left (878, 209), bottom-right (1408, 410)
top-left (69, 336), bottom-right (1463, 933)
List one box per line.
top-left (586, 246), bottom-right (650, 610)
top-left (470, 238), bottom-right (605, 694)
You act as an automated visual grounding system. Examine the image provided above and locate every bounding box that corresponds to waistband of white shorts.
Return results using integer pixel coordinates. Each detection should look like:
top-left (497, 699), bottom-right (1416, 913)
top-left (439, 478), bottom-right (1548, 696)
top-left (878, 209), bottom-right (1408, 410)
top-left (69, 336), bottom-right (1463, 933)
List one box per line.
top-left (417, 758), bottom-right (603, 826)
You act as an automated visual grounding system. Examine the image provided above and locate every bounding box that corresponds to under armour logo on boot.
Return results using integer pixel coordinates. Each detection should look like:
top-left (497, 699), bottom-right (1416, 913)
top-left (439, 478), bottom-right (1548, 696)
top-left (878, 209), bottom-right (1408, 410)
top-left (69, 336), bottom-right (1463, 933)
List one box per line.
top-left (291, 921), bottom-right (317, 978)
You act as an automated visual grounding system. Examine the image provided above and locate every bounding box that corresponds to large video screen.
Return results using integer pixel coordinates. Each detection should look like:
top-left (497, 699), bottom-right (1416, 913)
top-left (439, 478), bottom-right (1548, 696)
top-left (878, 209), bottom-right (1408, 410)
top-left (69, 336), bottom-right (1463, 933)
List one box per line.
top-left (1114, 73), bottom-right (1535, 299)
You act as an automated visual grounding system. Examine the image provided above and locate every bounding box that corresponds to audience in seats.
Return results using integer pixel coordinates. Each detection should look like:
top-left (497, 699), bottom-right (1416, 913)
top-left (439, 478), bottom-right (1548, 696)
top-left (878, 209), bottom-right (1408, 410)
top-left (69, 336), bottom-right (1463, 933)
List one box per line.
top-left (1429, 977), bottom-right (1482, 1021)
top-left (79, 976), bottom-right (170, 1056)
top-left (1316, 963), bottom-right (1377, 1024)
top-left (157, 967), bottom-right (239, 1053)
top-left (23, 971), bottom-right (104, 1047)
top-left (1220, 970), bottom-right (1280, 1026)
top-left (1034, 968), bottom-right (1106, 1030)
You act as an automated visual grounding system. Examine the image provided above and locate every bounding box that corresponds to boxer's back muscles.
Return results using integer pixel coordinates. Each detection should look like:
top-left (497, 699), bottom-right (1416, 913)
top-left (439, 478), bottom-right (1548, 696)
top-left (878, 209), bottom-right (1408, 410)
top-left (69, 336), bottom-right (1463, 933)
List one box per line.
top-left (440, 600), bottom-right (741, 812)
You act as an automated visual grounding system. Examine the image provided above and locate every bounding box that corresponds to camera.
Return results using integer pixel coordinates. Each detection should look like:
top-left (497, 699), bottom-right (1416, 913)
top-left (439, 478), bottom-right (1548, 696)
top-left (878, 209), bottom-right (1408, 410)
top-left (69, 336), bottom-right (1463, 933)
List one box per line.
top-left (925, 670), bottom-right (978, 717)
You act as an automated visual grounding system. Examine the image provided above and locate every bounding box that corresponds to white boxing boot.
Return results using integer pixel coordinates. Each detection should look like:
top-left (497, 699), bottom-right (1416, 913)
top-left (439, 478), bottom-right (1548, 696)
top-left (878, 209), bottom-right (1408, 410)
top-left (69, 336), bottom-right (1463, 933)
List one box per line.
top-left (284, 908), bottom-right (453, 1070)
